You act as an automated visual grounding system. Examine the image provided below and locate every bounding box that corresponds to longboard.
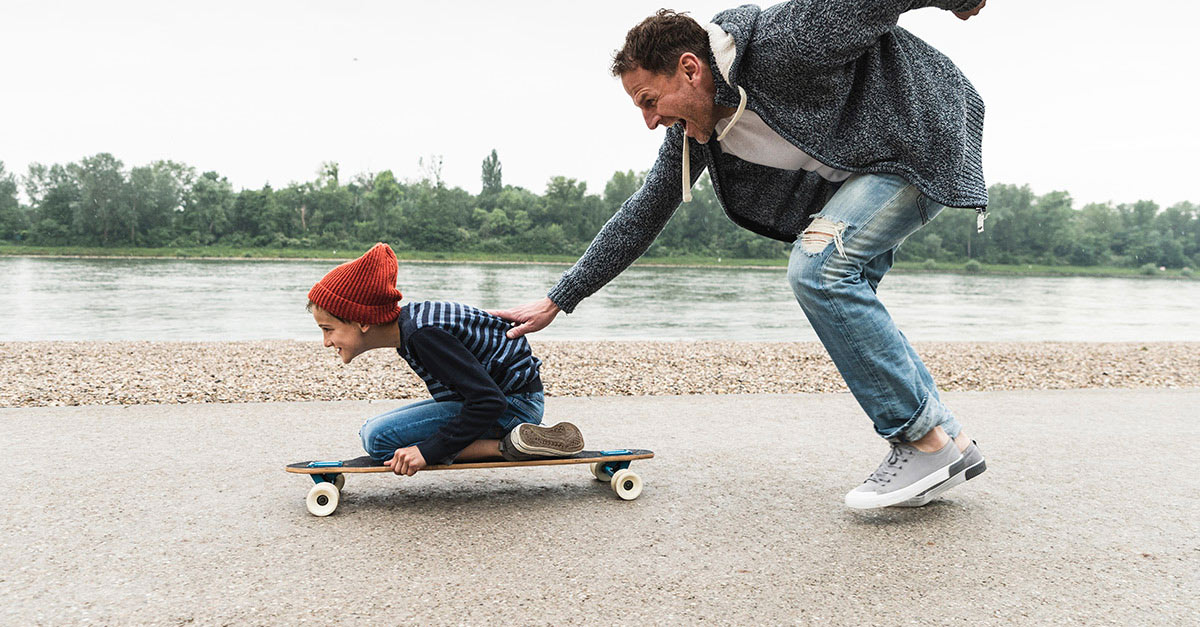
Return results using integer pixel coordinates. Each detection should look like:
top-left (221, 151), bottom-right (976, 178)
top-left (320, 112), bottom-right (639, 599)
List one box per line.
top-left (286, 449), bottom-right (654, 516)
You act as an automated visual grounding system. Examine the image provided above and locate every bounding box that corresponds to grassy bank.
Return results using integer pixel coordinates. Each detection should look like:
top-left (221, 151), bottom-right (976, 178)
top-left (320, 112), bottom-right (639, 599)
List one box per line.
top-left (1, 244), bottom-right (1194, 279)
top-left (892, 259), bottom-right (1196, 280)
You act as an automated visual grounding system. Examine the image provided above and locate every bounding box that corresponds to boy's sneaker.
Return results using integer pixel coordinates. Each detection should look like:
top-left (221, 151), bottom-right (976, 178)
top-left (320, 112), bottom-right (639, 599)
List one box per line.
top-left (845, 438), bottom-right (962, 509)
top-left (499, 422), bottom-right (585, 461)
top-left (894, 441), bottom-right (987, 507)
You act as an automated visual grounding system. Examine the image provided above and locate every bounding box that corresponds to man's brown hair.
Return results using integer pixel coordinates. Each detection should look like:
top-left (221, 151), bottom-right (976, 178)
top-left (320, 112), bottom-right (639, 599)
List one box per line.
top-left (610, 9), bottom-right (710, 77)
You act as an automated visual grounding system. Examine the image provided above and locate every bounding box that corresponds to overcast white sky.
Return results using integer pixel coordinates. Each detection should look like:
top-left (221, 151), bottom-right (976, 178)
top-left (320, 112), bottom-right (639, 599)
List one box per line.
top-left (2, 1), bottom-right (1197, 208)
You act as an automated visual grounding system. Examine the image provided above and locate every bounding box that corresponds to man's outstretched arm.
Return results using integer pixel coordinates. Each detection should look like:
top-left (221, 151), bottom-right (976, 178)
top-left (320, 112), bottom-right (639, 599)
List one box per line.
top-left (769, 0), bottom-right (987, 68)
top-left (490, 124), bottom-right (703, 338)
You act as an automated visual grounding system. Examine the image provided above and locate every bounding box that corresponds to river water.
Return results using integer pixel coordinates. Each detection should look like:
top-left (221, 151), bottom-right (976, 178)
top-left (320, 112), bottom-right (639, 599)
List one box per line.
top-left (2, 257), bottom-right (1197, 342)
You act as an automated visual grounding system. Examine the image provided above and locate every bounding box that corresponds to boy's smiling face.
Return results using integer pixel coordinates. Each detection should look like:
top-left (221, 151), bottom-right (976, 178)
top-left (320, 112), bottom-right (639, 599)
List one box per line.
top-left (312, 306), bottom-right (368, 364)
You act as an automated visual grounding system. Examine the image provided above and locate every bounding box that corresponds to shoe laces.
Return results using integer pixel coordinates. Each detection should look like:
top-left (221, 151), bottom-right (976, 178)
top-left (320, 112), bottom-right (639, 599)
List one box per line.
top-left (865, 443), bottom-right (912, 486)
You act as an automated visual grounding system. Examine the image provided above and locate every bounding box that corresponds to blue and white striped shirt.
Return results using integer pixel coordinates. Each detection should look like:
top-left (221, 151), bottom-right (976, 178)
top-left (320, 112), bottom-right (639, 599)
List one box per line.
top-left (396, 301), bottom-right (542, 402)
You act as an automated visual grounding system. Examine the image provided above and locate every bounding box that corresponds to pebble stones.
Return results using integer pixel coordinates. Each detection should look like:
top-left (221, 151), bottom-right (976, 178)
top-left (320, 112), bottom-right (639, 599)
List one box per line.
top-left (0, 340), bottom-right (1196, 407)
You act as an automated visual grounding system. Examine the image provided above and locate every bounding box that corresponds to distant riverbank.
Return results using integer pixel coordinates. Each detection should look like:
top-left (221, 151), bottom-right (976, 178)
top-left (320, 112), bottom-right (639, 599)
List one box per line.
top-left (1, 244), bottom-right (1195, 279)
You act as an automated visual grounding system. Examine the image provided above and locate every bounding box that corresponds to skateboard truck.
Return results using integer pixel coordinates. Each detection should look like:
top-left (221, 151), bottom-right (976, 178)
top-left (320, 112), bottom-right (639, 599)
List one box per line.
top-left (590, 449), bottom-right (636, 478)
top-left (305, 462), bottom-right (347, 490)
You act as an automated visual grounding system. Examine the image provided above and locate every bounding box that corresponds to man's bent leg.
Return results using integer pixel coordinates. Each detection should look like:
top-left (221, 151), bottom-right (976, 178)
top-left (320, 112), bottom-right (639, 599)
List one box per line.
top-left (787, 173), bottom-right (960, 443)
top-left (862, 249), bottom-right (957, 439)
top-left (787, 174), bottom-right (987, 507)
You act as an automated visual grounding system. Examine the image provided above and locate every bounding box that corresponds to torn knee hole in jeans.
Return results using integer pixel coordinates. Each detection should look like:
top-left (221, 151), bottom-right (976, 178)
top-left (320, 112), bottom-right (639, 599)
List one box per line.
top-left (801, 217), bottom-right (848, 256)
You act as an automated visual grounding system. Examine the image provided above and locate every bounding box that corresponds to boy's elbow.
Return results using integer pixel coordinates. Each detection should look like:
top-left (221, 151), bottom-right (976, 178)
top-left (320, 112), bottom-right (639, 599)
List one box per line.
top-left (477, 391), bottom-right (508, 416)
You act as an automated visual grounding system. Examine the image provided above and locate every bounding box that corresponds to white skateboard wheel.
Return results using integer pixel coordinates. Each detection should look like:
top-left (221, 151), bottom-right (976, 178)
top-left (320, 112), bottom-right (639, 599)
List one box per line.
top-left (306, 482), bottom-right (340, 517)
top-left (590, 462), bottom-right (612, 481)
top-left (610, 469), bottom-right (643, 500)
top-left (332, 474), bottom-right (345, 491)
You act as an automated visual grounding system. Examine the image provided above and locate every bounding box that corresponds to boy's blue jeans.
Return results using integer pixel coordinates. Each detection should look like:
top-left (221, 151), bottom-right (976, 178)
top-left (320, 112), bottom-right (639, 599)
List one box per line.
top-left (359, 391), bottom-right (545, 461)
top-left (787, 173), bottom-right (962, 443)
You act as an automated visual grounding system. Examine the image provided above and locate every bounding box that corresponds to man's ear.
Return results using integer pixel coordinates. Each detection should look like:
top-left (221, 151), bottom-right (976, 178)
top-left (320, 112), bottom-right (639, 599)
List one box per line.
top-left (357, 322), bottom-right (371, 334)
top-left (679, 52), bottom-right (702, 82)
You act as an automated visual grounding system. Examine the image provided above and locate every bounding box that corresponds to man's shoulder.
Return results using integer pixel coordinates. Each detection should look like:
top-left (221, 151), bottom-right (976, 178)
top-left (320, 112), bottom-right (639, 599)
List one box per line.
top-left (711, 3), bottom-right (762, 29)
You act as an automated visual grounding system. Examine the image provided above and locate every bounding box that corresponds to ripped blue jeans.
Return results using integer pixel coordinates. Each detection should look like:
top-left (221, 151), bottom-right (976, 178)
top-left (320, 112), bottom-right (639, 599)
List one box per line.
top-left (787, 173), bottom-right (962, 442)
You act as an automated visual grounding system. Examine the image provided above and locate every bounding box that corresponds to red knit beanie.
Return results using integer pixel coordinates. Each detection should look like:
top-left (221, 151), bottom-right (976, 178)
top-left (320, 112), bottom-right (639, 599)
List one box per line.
top-left (308, 243), bottom-right (403, 324)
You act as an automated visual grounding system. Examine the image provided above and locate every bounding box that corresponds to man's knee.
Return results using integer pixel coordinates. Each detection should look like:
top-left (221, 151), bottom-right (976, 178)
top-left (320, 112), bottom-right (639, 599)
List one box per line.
top-left (789, 217), bottom-right (849, 303)
top-left (787, 249), bottom-right (827, 308)
top-left (799, 217), bottom-right (846, 256)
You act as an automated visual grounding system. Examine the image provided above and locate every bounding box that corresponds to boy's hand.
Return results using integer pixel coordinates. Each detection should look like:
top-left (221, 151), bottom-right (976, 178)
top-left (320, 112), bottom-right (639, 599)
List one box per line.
top-left (487, 297), bottom-right (561, 339)
top-left (954, 0), bottom-right (985, 20)
top-left (384, 447), bottom-right (426, 476)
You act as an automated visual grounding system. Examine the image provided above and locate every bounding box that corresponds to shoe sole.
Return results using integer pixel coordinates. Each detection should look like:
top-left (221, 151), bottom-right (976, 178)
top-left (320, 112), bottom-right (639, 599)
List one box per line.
top-left (510, 422), bottom-right (584, 457)
top-left (845, 454), bottom-right (962, 510)
top-left (893, 456), bottom-right (988, 508)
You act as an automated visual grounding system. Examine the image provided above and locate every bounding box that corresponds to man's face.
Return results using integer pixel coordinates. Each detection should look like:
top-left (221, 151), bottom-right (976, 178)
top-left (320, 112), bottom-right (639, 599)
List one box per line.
top-left (313, 307), bottom-right (367, 364)
top-left (621, 54), bottom-right (719, 143)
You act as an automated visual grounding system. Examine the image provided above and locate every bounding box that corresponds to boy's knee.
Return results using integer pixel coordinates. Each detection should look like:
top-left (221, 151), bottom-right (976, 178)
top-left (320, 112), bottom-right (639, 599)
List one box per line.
top-left (359, 419), bottom-right (384, 457)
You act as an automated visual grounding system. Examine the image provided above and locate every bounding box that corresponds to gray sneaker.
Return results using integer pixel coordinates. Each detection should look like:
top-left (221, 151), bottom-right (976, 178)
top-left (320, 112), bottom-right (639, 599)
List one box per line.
top-left (499, 422), bottom-right (584, 461)
top-left (845, 438), bottom-right (962, 509)
top-left (894, 441), bottom-right (987, 507)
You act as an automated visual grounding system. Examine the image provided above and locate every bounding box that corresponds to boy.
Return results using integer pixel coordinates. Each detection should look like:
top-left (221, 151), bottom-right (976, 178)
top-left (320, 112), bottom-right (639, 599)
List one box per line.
top-left (307, 242), bottom-right (584, 476)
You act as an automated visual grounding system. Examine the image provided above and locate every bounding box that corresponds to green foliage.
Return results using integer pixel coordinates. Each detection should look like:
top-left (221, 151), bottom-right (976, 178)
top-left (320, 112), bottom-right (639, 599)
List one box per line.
top-left (1139, 263), bottom-right (1159, 275)
top-left (897, 184), bottom-right (1200, 272)
top-left (0, 161), bottom-right (25, 240)
top-left (70, 153), bottom-right (126, 245)
top-left (3, 152), bottom-right (1199, 272)
top-left (481, 149), bottom-right (502, 196)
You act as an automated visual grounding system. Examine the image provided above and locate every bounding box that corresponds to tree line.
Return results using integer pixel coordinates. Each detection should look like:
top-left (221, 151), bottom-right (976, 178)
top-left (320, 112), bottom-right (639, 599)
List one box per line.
top-left (1, 152), bottom-right (1197, 270)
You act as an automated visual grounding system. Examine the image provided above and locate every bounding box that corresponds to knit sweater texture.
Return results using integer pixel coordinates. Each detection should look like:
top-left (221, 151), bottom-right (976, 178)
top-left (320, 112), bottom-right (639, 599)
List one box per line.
top-left (549, 0), bottom-right (986, 313)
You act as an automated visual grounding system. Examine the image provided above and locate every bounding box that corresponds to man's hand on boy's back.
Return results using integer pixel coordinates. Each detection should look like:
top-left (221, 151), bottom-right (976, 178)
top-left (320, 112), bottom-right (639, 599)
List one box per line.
top-left (385, 446), bottom-right (426, 476)
top-left (488, 297), bottom-right (561, 339)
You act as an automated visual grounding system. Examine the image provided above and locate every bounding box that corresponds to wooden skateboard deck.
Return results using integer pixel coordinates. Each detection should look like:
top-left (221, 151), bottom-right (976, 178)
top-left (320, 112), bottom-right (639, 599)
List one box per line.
top-left (287, 449), bottom-right (654, 516)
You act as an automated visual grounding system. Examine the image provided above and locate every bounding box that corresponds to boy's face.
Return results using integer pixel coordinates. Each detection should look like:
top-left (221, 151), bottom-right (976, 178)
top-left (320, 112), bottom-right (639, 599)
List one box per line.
top-left (312, 307), bottom-right (367, 364)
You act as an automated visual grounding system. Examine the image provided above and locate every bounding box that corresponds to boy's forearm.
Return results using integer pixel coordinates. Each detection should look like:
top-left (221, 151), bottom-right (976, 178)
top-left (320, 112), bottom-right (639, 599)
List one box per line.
top-left (415, 380), bottom-right (508, 464)
top-left (415, 403), bottom-right (504, 461)
top-left (408, 328), bottom-right (510, 464)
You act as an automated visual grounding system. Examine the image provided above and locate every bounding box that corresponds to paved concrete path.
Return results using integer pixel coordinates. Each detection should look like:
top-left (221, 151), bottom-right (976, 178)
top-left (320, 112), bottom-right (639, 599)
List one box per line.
top-left (3, 390), bottom-right (1197, 625)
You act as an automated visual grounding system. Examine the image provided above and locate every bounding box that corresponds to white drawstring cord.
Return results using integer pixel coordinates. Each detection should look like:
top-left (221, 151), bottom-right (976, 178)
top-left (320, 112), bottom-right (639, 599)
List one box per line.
top-left (716, 86), bottom-right (747, 142)
top-left (682, 132), bottom-right (691, 202)
top-left (681, 86), bottom-right (747, 203)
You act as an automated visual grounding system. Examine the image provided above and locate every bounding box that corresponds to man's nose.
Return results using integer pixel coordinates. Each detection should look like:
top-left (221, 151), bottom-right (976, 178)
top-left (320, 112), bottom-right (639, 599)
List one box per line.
top-left (643, 109), bottom-right (661, 130)
top-left (323, 337), bottom-right (333, 347)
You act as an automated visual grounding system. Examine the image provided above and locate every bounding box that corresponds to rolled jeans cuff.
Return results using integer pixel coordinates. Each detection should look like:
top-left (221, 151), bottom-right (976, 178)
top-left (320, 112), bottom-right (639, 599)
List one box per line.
top-left (881, 393), bottom-right (961, 443)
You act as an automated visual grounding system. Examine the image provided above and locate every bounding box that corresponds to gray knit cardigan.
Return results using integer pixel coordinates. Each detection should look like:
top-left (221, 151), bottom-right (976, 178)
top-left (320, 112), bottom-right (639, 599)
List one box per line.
top-left (549, 0), bottom-right (986, 313)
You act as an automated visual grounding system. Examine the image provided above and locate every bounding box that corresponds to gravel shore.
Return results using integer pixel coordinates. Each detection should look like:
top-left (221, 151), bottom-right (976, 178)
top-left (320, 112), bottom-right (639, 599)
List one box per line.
top-left (2, 340), bottom-right (1197, 407)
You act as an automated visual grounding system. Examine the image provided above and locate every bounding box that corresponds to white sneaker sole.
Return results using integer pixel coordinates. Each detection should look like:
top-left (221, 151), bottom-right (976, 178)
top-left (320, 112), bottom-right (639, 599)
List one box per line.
top-left (844, 457), bottom-right (959, 510)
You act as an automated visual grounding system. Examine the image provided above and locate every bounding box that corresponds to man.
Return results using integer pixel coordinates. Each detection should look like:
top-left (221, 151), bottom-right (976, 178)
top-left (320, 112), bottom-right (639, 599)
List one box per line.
top-left (492, 0), bottom-right (989, 509)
